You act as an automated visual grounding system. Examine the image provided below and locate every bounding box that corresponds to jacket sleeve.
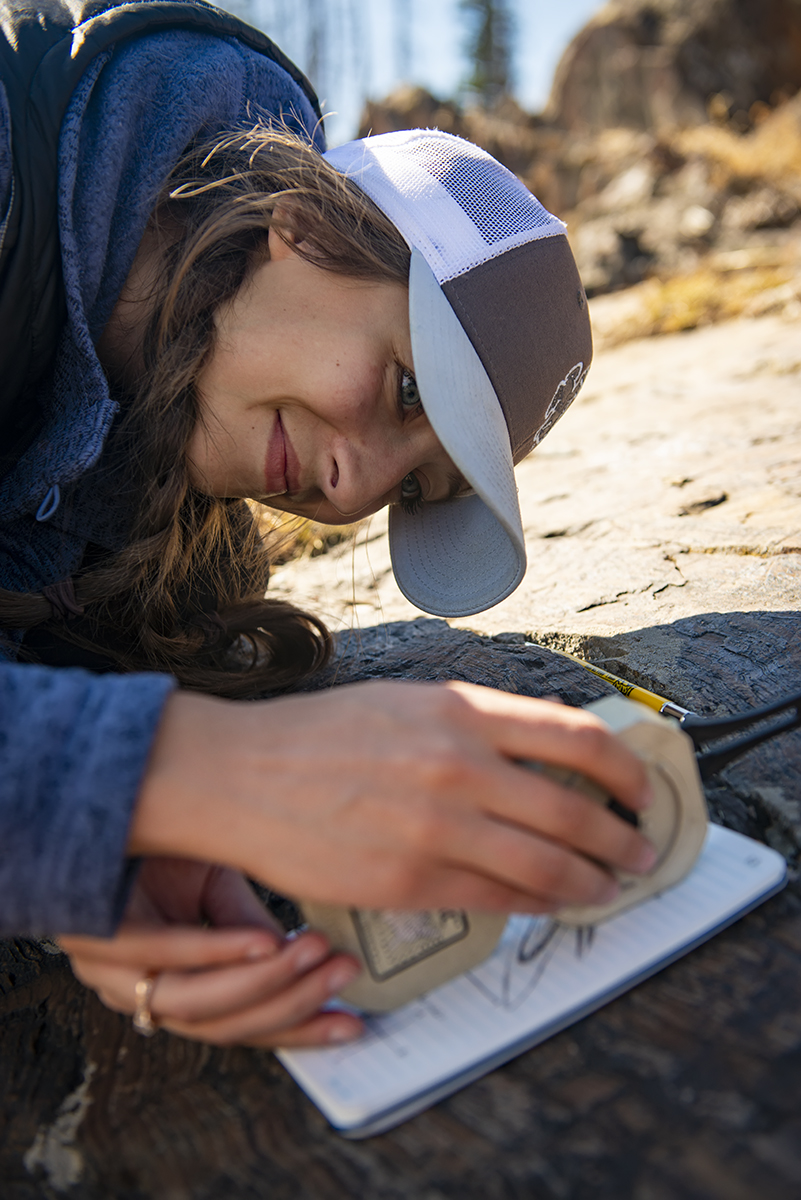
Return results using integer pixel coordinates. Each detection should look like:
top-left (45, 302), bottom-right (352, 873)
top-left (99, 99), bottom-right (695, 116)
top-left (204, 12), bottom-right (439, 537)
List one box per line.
top-left (0, 661), bottom-right (176, 936)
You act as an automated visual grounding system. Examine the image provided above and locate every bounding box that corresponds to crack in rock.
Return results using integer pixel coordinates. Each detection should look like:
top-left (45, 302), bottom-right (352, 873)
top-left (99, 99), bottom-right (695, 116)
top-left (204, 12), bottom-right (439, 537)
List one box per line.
top-left (677, 492), bottom-right (729, 516)
top-left (692, 544), bottom-right (801, 556)
top-left (652, 579), bottom-right (688, 596)
top-left (576, 582), bottom-right (658, 612)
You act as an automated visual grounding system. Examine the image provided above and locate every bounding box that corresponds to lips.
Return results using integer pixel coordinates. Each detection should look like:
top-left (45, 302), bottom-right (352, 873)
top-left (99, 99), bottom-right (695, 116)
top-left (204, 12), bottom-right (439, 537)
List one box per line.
top-left (264, 411), bottom-right (304, 498)
top-left (264, 411), bottom-right (288, 496)
top-left (282, 420), bottom-right (302, 496)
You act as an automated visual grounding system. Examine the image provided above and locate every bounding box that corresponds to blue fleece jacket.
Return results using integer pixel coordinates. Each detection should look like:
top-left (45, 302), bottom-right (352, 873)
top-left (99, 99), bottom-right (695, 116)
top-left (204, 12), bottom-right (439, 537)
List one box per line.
top-left (0, 28), bottom-right (323, 935)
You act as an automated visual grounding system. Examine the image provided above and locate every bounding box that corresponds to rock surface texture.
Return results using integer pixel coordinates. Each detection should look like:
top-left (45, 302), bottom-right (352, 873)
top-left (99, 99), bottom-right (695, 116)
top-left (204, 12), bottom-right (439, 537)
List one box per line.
top-left (2, 311), bottom-right (799, 1198)
top-left (269, 311), bottom-right (801, 645)
top-left (1, 620), bottom-right (800, 1199)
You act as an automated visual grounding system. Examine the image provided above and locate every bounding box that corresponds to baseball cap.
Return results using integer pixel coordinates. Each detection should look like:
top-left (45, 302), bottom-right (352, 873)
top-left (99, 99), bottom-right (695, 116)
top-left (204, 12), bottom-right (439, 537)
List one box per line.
top-left (324, 129), bottom-right (592, 617)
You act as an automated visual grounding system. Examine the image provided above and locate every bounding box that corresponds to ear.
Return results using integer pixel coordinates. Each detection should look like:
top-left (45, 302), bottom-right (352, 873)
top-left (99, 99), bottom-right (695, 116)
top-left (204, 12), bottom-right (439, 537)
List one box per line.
top-left (268, 199), bottom-right (309, 261)
top-left (267, 223), bottom-right (299, 261)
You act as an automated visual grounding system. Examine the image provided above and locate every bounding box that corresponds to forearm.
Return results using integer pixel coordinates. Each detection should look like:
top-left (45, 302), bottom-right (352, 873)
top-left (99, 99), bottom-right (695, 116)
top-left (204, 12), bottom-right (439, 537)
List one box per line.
top-left (0, 662), bottom-right (175, 935)
top-left (127, 681), bottom-right (656, 914)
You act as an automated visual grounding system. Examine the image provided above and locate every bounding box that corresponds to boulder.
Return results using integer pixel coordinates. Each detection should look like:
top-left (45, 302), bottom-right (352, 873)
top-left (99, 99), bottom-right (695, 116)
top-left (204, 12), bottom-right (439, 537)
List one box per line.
top-left (3, 610), bottom-right (800, 1197)
top-left (547, 0), bottom-right (801, 135)
top-left (355, 3), bottom-right (801, 294)
top-left (4, 309), bottom-right (801, 1200)
top-left (566, 91), bottom-right (801, 292)
top-left (357, 84), bottom-right (464, 138)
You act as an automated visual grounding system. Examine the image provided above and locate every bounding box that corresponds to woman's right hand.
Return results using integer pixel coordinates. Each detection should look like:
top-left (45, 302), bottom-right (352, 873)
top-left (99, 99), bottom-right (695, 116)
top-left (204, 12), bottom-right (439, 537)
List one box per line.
top-left (130, 680), bottom-right (656, 916)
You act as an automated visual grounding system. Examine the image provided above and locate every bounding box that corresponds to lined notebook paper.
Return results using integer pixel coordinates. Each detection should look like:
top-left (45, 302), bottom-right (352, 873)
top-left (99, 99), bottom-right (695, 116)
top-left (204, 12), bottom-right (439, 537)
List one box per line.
top-left (278, 825), bottom-right (786, 1137)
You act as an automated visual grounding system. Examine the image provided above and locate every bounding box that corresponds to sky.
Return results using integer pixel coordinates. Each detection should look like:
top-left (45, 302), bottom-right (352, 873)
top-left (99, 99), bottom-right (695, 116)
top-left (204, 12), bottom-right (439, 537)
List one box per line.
top-left (242, 0), bottom-right (605, 145)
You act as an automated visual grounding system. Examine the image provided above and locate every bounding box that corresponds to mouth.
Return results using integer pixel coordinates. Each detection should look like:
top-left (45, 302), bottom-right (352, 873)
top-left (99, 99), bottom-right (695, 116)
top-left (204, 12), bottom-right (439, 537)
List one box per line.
top-left (282, 417), bottom-right (302, 496)
top-left (264, 411), bottom-right (288, 496)
top-left (264, 410), bottom-right (304, 499)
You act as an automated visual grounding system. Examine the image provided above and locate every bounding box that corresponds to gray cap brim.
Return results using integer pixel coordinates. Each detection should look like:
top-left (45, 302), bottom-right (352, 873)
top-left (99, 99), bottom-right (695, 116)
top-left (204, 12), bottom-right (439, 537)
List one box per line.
top-left (389, 249), bottom-right (526, 617)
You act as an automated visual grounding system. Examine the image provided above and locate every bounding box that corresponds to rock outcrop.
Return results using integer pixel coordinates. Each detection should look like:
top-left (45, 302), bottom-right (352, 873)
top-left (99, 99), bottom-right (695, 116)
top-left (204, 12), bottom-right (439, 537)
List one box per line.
top-left (357, 0), bottom-right (801, 296)
top-left (565, 92), bottom-right (801, 293)
top-left (547, 0), bottom-right (801, 135)
top-left (268, 311), bottom-right (801, 681)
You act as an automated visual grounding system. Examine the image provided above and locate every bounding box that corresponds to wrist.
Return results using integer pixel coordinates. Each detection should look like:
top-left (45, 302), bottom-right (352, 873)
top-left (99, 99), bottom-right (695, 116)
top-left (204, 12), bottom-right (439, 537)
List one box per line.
top-left (128, 690), bottom-right (256, 866)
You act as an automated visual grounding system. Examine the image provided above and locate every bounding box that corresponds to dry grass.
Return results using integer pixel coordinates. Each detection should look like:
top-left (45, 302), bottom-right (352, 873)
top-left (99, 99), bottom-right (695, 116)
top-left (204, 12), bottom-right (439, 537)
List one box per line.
top-left (675, 102), bottom-right (801, 193)
top-left (250, 503), bottom-right (360, 566)
top-left (590, 242), bottom-right (801, 348)
top-left (639, 263), bottom-right (796, 335)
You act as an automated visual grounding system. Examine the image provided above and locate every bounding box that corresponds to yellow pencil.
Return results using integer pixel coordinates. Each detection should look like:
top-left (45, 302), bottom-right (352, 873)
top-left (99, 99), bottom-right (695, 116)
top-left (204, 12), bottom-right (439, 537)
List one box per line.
top-left (541, 646), bottom-right (693, 720)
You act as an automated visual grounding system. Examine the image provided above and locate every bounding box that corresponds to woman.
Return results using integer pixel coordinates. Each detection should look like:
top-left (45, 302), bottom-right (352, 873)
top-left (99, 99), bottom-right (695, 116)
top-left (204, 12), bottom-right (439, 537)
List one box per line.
top-left (0, 0), bottom-right (655, 1047)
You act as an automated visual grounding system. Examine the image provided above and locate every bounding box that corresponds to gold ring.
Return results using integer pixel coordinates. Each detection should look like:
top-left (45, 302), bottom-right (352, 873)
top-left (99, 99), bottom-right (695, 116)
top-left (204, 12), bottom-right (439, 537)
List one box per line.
top-left (132, 972), bottom-right (158, 1037)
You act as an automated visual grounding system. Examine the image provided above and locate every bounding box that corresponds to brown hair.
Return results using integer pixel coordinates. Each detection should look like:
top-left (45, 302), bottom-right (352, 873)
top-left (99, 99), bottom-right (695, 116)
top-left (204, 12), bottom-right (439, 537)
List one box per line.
top-left (0, 124), bottom-right (411, 697)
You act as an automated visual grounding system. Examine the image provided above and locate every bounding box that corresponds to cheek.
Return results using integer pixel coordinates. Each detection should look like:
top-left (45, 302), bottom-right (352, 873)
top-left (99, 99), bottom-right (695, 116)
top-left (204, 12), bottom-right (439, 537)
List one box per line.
top-left (315, 358), bottom-right (385, 426)
top-left (185, 407), bottom-right (244, 497)
top-left (185, 422), bottom-right (215, 493)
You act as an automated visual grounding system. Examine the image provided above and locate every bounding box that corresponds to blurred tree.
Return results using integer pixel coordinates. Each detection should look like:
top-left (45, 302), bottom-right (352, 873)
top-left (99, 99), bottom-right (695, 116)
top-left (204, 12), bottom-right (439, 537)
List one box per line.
top-left (394, 0), bottom-right (413, 83)
top-left (459, 0), bottom-right (515, 107)
top-left (305, 0), bottom-right (324, 102)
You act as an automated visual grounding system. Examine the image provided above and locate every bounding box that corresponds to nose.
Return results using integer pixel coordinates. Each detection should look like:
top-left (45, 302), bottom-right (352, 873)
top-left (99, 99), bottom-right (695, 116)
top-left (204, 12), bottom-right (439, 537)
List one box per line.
top-left (327, 423), bottom-right (443, 518)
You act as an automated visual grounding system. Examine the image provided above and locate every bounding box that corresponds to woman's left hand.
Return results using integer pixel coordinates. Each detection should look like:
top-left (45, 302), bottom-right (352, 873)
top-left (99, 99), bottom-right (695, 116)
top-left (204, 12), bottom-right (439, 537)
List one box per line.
top-left (58, 858), bottom-right (363, 1047)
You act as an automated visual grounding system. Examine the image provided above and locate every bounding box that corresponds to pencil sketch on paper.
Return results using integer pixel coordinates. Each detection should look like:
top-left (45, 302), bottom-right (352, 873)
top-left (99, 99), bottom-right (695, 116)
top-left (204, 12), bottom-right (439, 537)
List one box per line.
top-left (464, 916), bottom-right (598, 1012)
top-left (321, 915), bottom-right (600, 1065)
top-left (340, 990), bottom-right (453, 1061)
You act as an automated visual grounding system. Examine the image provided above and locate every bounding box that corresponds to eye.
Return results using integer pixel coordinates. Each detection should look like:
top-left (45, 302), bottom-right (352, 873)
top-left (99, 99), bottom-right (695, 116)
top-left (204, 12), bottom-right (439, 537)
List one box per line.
top-left (398, 368), bottom-right (422, 414)
top-left (400, 471), bottom-right (422, 515)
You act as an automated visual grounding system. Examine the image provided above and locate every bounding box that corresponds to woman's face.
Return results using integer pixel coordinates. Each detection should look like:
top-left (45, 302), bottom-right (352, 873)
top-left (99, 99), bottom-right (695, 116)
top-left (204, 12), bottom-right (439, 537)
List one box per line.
top-left (189, 227), bottom-right (463, 524)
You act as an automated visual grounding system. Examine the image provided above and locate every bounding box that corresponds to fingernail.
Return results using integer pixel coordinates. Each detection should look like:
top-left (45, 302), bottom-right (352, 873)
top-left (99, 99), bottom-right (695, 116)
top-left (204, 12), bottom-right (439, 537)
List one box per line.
top-left (246, 941), bottom-right (277, 960)
top-left (328, 962), bottom-right (361, 994)
top-left (328, 1023), bottom-right (361, 1044)
top-left (633, 841), bottom-right (658, 873)
top-left (294, 940), bottom-right (329, 972)
top-left (639, 781), bottom-right (654, 808)
top-left (598, 878), bottom-right (621, 903)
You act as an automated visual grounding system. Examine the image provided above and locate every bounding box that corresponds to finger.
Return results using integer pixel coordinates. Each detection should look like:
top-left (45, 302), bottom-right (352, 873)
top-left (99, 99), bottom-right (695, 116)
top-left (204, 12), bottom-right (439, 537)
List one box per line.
top-left (363, 861), bottom-right (561, 914)
top-left (152, 934), bottom-right (346, 1023)
top-left (58, 923), bottom-right (282, 969)
top-left (161, 953), bottom-right (363, 1045)
top-left (86, 967), bottom-right (364, 1050)
top-left (448, 811), bottom-right (624, 907)
top-left (68, 932), bottom-right (357, 1027)
top-left (170, 1007), bottom-right (364, 1050)
top-left (481, 761), bottom-right (656, 875)
top-left (284, 835), bottom-right (584, 914)
top-left (257, 1011), bottom-right (364, 1048)
top-left (445, 683), bottom-right (651, 810)
top-left (385, 817), bottom-right (622, 910)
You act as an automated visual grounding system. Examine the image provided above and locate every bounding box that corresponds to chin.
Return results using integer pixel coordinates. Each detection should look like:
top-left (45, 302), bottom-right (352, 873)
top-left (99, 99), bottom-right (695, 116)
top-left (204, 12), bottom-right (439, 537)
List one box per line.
top-left (274, 500), bottom-right (381, 525)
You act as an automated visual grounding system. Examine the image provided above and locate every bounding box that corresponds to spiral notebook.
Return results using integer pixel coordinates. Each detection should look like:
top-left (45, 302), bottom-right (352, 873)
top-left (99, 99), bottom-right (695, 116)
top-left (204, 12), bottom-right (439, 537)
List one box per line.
top-left (277, 825), bottom-right (786, 1138)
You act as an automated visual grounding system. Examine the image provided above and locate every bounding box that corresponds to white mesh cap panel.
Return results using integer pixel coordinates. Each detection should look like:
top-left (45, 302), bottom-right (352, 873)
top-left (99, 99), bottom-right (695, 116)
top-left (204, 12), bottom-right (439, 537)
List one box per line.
top-left (324, 129), bottom-right (566, 284)
top-left (398, 133), bottom-right (557, 245)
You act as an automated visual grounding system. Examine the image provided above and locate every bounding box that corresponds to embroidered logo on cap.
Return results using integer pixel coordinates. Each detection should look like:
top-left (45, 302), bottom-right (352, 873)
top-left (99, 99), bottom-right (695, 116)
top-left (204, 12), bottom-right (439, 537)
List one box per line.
top-left (532, 362), bottom-right (589, 448)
